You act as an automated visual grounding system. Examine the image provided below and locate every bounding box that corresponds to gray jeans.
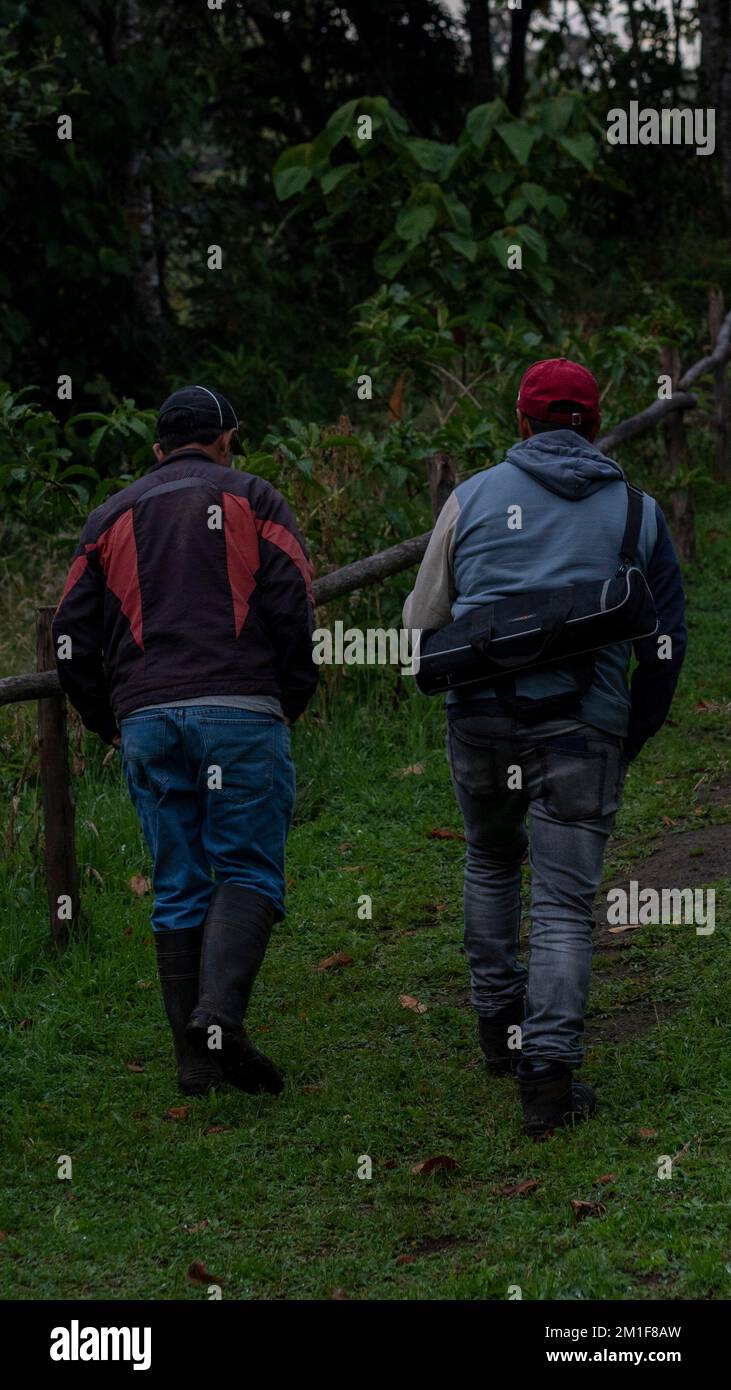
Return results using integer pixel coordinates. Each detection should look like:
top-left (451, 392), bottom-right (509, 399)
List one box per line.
top-left (447, 715), bottom-right (628, 1069)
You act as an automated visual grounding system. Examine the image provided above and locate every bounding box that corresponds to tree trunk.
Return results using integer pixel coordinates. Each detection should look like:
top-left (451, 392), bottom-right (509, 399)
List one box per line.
top-left (466, 0), bottom-right (496, 102)
top-left (698, 0), bottom-right (731, 228)
top-left (119, 0), bottom-right (166, 373)
top-left (507, 2), bottom-right (537, 115)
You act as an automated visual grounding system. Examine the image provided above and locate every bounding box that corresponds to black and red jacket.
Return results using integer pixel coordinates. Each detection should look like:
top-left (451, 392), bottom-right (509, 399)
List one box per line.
top-left (53, 448), bottom-right (318, 740)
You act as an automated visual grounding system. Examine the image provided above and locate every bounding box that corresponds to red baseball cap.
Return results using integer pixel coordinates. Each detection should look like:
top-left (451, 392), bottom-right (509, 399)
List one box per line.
top-left (517, 357), bottom-right (600, 427)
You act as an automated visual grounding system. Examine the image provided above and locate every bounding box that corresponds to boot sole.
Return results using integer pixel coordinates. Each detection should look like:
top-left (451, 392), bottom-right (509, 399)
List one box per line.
top-left (522, 1086), bottom-right (597, 1137)
top-left (187, 1021), bottom-right (284, 1096)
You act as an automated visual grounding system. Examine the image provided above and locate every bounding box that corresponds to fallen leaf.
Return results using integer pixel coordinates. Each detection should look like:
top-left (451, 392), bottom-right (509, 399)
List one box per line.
top-left (125, 1060), bottom-right (145, 1073)
top-left (695, 699), bottom-right (714, 712)
top-left (0, 1232), bottom-right (7, 1242)
top-left (136, 980), bottom-right (153, 990)
top-left (427, 828), bottom-right (465, 841)
top-left (302, 1084), bottom-right (324, 1094)
top-left (204, 1126), bottom-right (230, 1136)
top-left (339, 865), bottom-right (366, 872)
top-left (338, 842), bottom-right (352, 853)
top-left (187, 1259), bottom-right (222, 1286)
top-left (164, 1106), bottom-right (190, 1121)
top-left (184, 1220), bottom-right (209, 1234)
top-left (131, 1109), bottom-right (147, 1121)
top-left (18, 1017), bottom-right (33, 1031)
top-left (638, 1127), bottom-right (657, 1139)
top-left (411, 1155), bottom-right (459, 1175)
top-left (395, 1254), bottom-right (417, 1266)
top-left (571, 1198), bottom-right (605, 1221)
top-left (498, 1178), bottom-right (539, 1198)
top-left (607, 922), bottom-right (642, 934)
top-left (122, 925), bottom-right (133, 939)
top-left (388, 371), bottom-right (406, 423)
top-left (394, 762), bottom-right (426, 777)
top-left (129, 874), bottom-right (151, 897)
top-left (83, 820), bottom-right (100, 839)
top-left (330, 1287), bottom-right (348, 1300)
top-left (316, 952), bottom-right (354, 972)
top-left (382, 1159), bottom-right (397, 1170)
top-left (593, 1173), bottom-right (616, 1186)
top-left (399, 993), bottom-right (428, 1014)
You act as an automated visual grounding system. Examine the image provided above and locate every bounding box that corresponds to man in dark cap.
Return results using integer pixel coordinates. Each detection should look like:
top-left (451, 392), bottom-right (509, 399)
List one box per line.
top-left (54, 386), bottom-right (318, 1096)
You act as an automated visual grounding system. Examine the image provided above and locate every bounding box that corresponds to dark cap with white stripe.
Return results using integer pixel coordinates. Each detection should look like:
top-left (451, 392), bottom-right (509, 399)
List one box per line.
top-left (156, 385), bottom-right (239, 442)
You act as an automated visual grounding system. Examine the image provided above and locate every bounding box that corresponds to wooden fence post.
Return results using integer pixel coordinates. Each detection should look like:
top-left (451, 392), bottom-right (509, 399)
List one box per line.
top-left (659, 344), bottom-right (696, 563)
top-left (36, 606), bottom-right (79, 949)
top-left (426, 453), bottom-right (456, 522)
top-left (708, 286), bottom-right (731, 479)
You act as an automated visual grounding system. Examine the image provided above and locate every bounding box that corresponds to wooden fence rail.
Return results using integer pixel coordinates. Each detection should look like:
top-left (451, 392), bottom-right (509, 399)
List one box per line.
top-left (2, 302), bottom-right (731, 946)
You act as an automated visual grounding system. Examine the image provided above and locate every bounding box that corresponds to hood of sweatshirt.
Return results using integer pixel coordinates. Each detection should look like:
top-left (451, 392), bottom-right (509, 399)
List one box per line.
top-left (504, 429), bottom-right (625, 500)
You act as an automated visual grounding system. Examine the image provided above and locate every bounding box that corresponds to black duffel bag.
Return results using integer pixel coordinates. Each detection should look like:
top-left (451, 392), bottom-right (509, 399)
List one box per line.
top-left (414, 481), bottom-right (658, 699)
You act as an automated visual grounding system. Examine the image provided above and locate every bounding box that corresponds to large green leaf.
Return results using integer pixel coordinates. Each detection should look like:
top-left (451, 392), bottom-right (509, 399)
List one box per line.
top-left (404, 139), bottom-right (458, 177)
top-left (395, 202), bottom-right (438, 243)
top-left (504, 194), bottom-right (527, 221)
top-left (465, 100), bottom-right (504, 152)
top-left (539, 94), bottom-right (580, 136)
top-left (484, 171), bottom-right (514, 198)
top-left (442, 194), bottom-right (471, 235)
top-left (324, 99), bottom-right (360, 145)
top-left (521, 181), bottom-right (548, 213)
top-left (557, 133), bottom-right (595, 172)
top-left (441, 231), bottom-right (478, 262)
top-left (273, 165), bottom-right (312, 200)
top-left (545, 193), bottom-right (568, 220)
top-left (496, 122), bottom-right (539, 166)
top-left (320, 163), bottom-right (358, 195)
top-left (516, 224), bottom-right (548, 262)
top-left (273, 144), bottom-right (316, 200)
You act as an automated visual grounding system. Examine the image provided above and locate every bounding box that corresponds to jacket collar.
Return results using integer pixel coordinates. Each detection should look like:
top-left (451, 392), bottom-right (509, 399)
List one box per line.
top-left (150, 446), bottom-right (213, 474)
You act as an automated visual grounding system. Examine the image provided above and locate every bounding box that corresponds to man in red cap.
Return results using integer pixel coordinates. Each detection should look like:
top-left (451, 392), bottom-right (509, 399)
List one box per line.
top-left (404, 358), bottom-right (686, 1135)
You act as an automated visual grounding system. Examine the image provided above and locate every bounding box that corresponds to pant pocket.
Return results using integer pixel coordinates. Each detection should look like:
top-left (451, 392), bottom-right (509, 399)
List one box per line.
top-left (541, 744), bottom-right (610, 822)
top-left (447, 726), bottom-right (500, 796)
top-left (200, 718), bottom-right (276, 804)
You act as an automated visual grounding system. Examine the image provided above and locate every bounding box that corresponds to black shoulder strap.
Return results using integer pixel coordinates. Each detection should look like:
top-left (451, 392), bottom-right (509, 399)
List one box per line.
top-left (617, 481), bottom-right (644, 572)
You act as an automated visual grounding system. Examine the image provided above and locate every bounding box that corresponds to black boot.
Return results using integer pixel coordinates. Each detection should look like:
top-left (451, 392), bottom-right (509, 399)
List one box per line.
top-left (154, 928), bottom-right (224, 1096)
top-left (478, 996), bottom-right (525, 1077)
top-left (186, 884), bottom-right (284, 1096)
top-left (517, 1058), bottom-right (597, 1137)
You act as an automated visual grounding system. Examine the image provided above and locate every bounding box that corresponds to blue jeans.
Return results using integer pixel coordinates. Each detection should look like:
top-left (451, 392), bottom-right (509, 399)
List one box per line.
top-left (120, 707), bottom-right (295, 931)
top-left (447, 715), bottom-right (628, 1069)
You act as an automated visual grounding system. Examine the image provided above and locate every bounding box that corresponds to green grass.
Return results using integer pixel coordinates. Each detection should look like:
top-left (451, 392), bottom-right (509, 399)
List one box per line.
top-left (0, 498), bottom-right (730, 1301)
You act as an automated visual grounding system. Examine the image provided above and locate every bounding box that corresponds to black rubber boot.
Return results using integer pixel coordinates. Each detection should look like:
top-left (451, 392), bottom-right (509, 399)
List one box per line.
top-left (478, 996), bottom-right (525, 1077)
top-left (517, 1058), bottom-right (597, 1137)
top-left (186, 884), bottom-right (284, 1096)
top-left (154, 928), bottom-right (224, 1096)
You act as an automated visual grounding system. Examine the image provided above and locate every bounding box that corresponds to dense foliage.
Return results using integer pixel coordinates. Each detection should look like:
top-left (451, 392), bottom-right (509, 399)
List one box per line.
top-left (0, 2), bottom-right (729, 573)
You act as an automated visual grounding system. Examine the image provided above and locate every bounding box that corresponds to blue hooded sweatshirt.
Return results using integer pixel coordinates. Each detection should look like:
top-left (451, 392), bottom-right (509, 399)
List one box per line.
top-left (403, 430), bottom-right (687, 759)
